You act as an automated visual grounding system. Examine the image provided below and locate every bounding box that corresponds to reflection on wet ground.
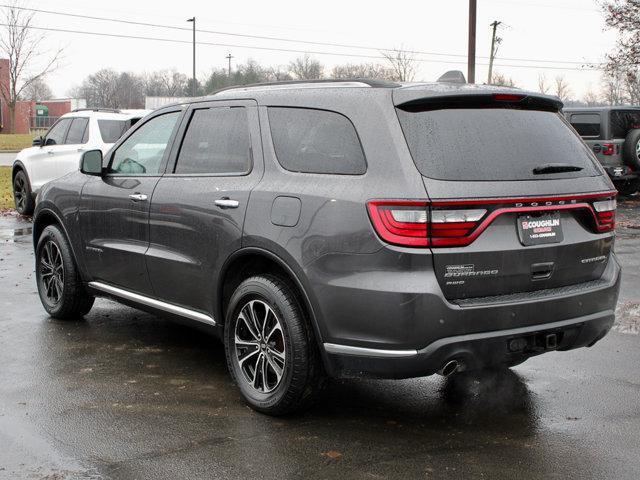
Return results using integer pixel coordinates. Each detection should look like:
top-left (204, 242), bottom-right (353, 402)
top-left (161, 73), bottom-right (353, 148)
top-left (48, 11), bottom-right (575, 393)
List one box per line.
top-left (1, 215), bottom-right (639, 479)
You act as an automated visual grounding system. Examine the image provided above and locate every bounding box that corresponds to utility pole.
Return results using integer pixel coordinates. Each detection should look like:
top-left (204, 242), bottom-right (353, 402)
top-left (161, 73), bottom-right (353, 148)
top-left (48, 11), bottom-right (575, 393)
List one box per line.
top-left (187, 17), bottom-right (196, 96)
top-left (226, 53), bottom-right (234, 78)
top-left (468, 0), bottom-right (477, 84)
top-left (487, 21), bottom-right (502, 84)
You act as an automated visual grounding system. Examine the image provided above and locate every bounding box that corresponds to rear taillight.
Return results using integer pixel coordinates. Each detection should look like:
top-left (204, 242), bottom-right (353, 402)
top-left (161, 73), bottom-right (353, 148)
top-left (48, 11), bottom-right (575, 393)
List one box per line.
top-left (368, 193), bottom-right (616, 247)
top-left (602, 143), bottom-right (615, 155)
top-left (593, 198), bottom-right (616, 232)
top-left (367, 201), bottom-right (486, 247)
top-left (367, 201), bottom-right (429, 247)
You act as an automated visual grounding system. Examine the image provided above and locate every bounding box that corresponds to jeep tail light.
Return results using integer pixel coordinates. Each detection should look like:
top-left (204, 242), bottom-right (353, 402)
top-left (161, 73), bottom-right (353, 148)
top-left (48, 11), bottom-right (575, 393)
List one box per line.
top-left (602, 143), bottom-right (615, 155)
top-left (592, 198), bottom-right (616, 232)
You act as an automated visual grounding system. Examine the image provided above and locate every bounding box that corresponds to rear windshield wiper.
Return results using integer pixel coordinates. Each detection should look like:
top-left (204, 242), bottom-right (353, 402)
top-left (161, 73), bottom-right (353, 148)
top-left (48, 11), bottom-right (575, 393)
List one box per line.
top-left (532, 163), bottom-right (584, 175)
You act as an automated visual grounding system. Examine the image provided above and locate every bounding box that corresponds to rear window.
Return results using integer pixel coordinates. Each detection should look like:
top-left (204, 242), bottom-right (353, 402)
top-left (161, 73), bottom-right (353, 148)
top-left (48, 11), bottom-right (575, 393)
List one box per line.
top-left (175, 107), bottom-right (251, 175)
top-left (268, 107), bottom-right (366, 175)
top-left (610, 110), bottom-right (640, 139)
top-left (397, 108), bottom-right (600, 181)
top-left (98, 119), bottom-right (136, 143)
top-left (569, 113), bottom-right (601, 137)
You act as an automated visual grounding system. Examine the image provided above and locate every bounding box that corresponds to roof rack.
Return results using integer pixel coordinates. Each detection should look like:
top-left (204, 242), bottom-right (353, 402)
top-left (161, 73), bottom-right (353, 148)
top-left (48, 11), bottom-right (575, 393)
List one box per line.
top-left (214, 78), bottom-right (400, 94)
top-left (72, 108), bottom-right (121, 113)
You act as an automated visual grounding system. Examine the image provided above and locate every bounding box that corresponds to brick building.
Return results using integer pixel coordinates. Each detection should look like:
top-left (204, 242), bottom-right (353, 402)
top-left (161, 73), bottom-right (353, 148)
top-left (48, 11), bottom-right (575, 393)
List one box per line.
top-left (0, 58), bottom-right (84, 134)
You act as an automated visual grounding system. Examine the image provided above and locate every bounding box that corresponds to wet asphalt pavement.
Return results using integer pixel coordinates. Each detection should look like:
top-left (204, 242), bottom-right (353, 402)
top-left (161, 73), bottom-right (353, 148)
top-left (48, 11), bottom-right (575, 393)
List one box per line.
top-left (1, 200), bottom-right (639, 480)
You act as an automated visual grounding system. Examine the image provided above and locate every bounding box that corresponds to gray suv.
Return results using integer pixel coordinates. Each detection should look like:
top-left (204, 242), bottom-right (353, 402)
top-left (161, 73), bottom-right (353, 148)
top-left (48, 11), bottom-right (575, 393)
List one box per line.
top-left (33, 79), bottom-right (621, 415)
top-left (564, 106), bottom-right (640, 196)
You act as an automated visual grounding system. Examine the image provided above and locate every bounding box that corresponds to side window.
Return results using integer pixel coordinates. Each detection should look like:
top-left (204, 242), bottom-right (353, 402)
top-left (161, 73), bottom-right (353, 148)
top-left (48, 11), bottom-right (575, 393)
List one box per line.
top-left (99, 120), bottom-right (127, 143)
top-left (268, 107), bottom-right (366, 175)
top-left (175, 107), bottom-right (251, 174)
top-left (45, 118), bottom-right (72, 146)
top-left (610, 110), bottom-right (640, 139)
top-left (109, 112), bottom-right (180, 175)
top-left (65, 118), bottom-right (89, 145)
top-left (569, 113), bottom-right (601, 137)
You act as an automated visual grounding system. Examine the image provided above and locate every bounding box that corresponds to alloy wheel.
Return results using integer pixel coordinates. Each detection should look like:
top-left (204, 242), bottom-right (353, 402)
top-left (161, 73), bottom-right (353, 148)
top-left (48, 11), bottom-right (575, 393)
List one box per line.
top-left (40, 240), bottom-right (64, 305)
top-left (234, 299), bottom-right (286, 394)
top-left (14, 175), bottom-right (26, 211)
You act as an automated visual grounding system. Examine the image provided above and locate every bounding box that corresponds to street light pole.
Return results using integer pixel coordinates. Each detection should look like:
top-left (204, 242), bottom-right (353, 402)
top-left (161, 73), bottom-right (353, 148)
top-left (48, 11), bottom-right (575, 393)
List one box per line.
top-left (468, 0), bottom-right (477, 84)
top-left (187, 17), bottom-right (196, 96)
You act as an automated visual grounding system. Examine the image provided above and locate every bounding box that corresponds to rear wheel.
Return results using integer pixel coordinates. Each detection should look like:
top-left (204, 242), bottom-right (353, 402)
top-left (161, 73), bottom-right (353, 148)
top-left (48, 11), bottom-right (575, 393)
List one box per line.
top-left (13, 170), bottom-right (35, 216)
top-left (616, 178), bottom-right (640, 197)
top-left (36, 225), bottom-right (94, 319)
top-left (224, 275), bottom-right (325, 415)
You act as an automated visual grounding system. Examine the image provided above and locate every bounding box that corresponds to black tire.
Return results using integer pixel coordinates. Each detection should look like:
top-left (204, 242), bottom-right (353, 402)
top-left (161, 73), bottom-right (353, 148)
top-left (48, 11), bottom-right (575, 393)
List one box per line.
top-left (35, 225), bottom-right (94, 320)
top-left (13, 169), bottom-right (35, 216)
top-left (224, 275), bottom-right (325, 415)
top-left (622, 129), bottom-right (640, 171)
top-left (615, 178), bottom-right (640, 197)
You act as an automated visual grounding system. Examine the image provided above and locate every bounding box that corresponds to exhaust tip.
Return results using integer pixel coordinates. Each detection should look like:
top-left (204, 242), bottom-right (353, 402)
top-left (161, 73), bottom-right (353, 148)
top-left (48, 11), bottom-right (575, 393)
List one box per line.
top-left (439, 360), bottom-right (461, 377)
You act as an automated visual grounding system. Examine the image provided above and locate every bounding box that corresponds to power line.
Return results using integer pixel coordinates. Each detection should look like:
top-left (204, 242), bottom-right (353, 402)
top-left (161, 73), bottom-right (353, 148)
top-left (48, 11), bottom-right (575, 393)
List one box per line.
top-left (0, 22), bottom-right (603, 72)
top-left (1, 4), bottom-right (603, 67)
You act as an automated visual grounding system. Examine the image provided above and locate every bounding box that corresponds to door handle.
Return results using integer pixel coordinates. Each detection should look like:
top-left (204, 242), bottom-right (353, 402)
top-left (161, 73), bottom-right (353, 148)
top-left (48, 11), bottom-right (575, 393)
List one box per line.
top-left (214, 198), bottom-right (239, 209)
top-left (47, 150), bottom-right (55, 155)
top-left (77, 148), bottom-right (85, 152)
top-left (129, 193), bottom-right (148, 201)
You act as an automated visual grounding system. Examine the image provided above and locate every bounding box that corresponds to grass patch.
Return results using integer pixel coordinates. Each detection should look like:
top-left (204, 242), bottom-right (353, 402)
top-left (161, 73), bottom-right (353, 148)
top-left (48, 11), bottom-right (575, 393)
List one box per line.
top-left (0, 166), bottom-right (13, 210)
top-left (0, 134), bottom-right (34, 151)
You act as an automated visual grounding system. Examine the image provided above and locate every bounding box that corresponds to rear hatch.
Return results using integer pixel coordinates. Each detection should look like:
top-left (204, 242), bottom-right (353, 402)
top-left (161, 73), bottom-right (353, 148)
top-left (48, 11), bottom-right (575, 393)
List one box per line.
top-left (394, 90), bottom-right (616, 300)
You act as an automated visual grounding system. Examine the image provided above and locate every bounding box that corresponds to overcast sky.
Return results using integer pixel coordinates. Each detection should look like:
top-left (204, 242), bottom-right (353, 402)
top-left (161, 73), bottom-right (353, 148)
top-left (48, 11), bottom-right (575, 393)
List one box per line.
top-left (20, 0), bottom-right (618, 100)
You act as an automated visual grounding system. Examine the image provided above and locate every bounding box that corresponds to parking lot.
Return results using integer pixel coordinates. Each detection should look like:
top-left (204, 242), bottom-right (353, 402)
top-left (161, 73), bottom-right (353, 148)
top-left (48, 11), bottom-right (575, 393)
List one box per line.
top-left (0, 198), bottom-right (638, 480)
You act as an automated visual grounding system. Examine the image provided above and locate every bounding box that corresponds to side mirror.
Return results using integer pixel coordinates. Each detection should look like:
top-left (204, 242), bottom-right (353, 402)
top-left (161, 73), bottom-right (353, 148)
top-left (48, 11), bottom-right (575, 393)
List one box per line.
top-left (32, 136), bottom-right (43, 147)
top-left (80, 150), bottom-right (104, 176)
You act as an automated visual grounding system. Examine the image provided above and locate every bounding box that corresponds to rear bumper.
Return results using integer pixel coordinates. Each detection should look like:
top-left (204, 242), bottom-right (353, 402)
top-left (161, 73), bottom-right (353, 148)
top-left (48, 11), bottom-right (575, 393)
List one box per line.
top-left (319, 253), bottom-right (621, 379)
top-left (324, 310), bottom-right (614, 378)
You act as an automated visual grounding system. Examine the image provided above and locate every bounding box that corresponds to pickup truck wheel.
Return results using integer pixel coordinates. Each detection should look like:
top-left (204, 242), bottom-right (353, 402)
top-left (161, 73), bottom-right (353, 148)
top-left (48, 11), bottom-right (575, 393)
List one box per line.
top-left (224, 275), bottom-right (325, 415)
top-left (36, 225), bottom-right (94, 319)
top-left (13, 170), bottom-right (35, 216)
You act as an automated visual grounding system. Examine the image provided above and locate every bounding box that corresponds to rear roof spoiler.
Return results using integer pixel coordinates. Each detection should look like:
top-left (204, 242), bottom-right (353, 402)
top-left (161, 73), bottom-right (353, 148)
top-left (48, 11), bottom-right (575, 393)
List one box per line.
top-left (394, 89), bottom-right (563, 112)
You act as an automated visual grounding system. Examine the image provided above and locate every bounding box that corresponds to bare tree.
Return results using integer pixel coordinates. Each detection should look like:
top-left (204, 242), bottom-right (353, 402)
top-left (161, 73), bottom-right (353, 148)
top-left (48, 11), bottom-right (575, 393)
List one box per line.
top-left (603, 0), bottom-right (640, 70)
top-left (143, 69), bottom-right (188, 97)
top-left (265, 66), bottom-right (293, 82)
top-left (20, 76), bottom-right (53, 101)
top-left (601, 66), bottom-right (627, 105)
top-left (0, 1), bottom-right (62, 132)
top-left (289, 55), bottom-right (323, 80)
top-left (331, 63), bottom-right (396, 80)
top-left (538, 74), bottom-right (551, 94)
top-left (583, 89), bottom-right (602, 106)
top-left (490, 72), bottom-right (516, 87)
top-left (381, 48), bottom-right (416, 82)
top-left (554, 75), bottom-right (572, 101)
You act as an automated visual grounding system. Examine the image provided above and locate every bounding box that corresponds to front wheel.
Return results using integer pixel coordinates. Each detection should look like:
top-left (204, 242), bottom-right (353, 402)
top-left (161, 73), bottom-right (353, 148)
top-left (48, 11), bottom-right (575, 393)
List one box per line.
top-left (36, 225), bottom-right (95, 319)
top-left (224, 275), bottom-right (325, 415)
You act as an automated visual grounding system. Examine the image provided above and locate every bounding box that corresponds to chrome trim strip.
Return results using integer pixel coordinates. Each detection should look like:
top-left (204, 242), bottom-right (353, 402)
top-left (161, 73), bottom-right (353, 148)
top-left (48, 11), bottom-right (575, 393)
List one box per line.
top-left (88, 281), bottom-right (216, 326)
top-left (324, 343), bottom-right (418, 358)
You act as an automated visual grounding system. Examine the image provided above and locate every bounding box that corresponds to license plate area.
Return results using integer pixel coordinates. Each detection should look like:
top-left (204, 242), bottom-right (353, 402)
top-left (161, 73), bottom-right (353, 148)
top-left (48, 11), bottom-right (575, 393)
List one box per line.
top-left (517, 212), bottom-right (563, 246)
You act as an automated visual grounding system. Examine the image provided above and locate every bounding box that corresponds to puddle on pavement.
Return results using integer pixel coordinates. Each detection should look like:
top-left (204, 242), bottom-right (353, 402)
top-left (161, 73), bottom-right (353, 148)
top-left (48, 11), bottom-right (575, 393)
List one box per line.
top-left (0, 227), bottom-right (33, 242)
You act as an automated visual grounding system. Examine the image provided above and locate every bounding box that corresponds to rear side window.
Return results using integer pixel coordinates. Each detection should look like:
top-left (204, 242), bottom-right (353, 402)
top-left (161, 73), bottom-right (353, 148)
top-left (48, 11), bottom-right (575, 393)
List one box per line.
top-left (610, 110), bottom-right (640, 139)
top-left (175, 107), bottom-right (251, 174)
top-left (99, 120), bottom-right (128, 143)
top-left (397, 108), bottom-right (600, 181)
top-left (569, 113), bottom-right (600, 137)
top-left (268, 107), bottom-right (366, 175)
top-left (65, 117), bottom-right (89, 144)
